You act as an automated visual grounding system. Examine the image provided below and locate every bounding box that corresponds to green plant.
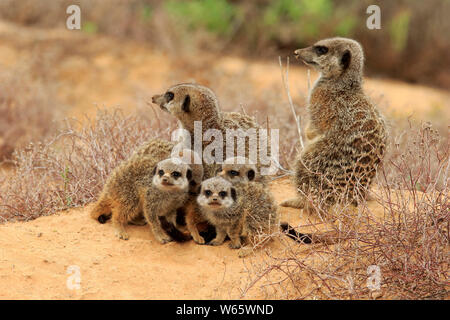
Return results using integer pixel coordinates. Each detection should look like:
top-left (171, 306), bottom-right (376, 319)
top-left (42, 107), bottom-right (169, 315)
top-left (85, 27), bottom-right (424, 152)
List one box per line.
top-left (165, 0), bottom-right (238, 36)
top-left (389, 10), bottom-right (411, 52)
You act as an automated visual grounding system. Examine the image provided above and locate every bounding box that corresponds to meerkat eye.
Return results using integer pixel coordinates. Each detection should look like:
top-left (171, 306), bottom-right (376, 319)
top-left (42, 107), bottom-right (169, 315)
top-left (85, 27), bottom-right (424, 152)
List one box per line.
top-left (158, 169), bottom-right (164, 176)
top-left (229, 170), bottom-right (239, 177)
top-left (164, 92), bottom-right (174, 102)
top-left (172, 171), bottom-right (181, 178)
top-left (314, 46), bottom-right (328, 56)
top-left (219, 191), bottom-right (227, 198)
top-left (204, 190), bottom-right (212, 197)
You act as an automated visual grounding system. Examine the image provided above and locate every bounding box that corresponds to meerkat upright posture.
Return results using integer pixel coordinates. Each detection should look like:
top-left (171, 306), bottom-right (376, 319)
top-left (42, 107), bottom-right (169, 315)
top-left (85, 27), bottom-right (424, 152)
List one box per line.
top-left (281, 37), bottom-right (387, 214)
top-left (90, 154), bottom-right (199, 243)
top-left (151, 83), bottom-right (264, 179)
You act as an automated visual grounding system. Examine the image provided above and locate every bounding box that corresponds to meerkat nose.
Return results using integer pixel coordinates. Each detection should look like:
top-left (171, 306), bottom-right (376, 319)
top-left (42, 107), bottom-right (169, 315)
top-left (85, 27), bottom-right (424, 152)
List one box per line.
top-left (151, 94), bottom-right (161, 103)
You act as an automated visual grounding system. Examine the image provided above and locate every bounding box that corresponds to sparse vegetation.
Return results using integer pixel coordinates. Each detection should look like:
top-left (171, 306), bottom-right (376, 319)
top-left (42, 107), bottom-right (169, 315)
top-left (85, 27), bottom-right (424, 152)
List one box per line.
top-left (241, 123), bottom-right (449, 299)
top-left (0, 108), bottom-right (175, 221)
top-left (0, 0), bottom-right (448, 88)
top-left (0, 0), bottom-right (447, 300)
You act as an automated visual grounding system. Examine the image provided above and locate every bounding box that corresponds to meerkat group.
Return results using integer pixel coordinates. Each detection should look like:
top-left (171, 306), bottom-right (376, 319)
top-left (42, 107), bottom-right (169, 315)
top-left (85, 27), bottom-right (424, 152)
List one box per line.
top-left (91, 37), bottom-right (387, 253)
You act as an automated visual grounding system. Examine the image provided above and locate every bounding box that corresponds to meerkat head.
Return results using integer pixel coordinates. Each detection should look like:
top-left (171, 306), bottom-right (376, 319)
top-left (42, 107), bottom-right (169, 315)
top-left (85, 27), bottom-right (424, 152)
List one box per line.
top-left (294, 37), bottom-right (364, 84)
top-left (151, 83), bottom-right (221, 131)
top-left (197, 177), bottom-right (237, 212)
top-left (152, 158), bottom-right (193, 193)
top-left (218, 156), bottom-right (258, 184)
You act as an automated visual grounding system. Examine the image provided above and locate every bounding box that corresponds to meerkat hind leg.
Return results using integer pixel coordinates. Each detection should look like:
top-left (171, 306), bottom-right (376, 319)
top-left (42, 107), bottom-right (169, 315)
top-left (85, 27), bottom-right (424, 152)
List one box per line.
top-left (111, 206), bottom-right (130, 240)
top-left (279, 197), bottom-right (306, 209)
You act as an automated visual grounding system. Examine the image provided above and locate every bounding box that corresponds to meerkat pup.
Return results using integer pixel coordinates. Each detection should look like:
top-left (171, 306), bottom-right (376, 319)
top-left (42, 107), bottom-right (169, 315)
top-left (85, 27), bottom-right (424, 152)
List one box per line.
top-left (151, 83), bottom-right (266, 179)
top-left (281, 37), bottom-right (387, 214)
top-left (90, 154), bottom-right (198, 243)
top-left (198, 157), bottom-right (312, 257)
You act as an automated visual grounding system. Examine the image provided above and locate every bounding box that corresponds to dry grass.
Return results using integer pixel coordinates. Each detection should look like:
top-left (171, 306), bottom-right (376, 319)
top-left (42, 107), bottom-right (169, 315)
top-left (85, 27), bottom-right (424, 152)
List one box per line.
top-left (0, 68), bottom-right (60, 161)
top-left (240, 123), bottom-right (449, 300)
top-left (0, 107), bottom-right (175, 221)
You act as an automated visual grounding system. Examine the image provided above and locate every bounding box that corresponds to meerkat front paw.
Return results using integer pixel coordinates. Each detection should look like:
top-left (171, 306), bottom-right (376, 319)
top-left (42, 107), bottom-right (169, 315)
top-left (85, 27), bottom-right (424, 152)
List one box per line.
top-left (193, 235), bottom-right (206, 245)
top-left (229, 242), bottom-right (241, 249)
top-left (115, 230), bottom-right (130, 240)
top-left (155, 234), bottom-right (173, 244)
top-left (207, 239), bottom-right (224, 246)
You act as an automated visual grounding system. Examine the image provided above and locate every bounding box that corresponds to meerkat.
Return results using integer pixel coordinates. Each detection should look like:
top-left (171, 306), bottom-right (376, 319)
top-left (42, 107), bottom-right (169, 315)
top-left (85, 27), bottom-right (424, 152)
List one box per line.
top-left (90, 153), bottom-right (199, 243)
top-left (151, 83), bottom-right (268, 179)
top-left (110, 136), bottom-right (208, 239)
top-left (198, 157), bottom-right (312, 257)
top-left (280, 37), bottom-right (387, 215)
top-left (218, 157), bottom-right (350, 249)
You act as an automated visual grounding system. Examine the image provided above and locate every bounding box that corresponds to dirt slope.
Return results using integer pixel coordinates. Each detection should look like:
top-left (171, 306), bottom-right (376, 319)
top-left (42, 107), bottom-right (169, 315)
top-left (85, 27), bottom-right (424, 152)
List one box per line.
top-left (0, 178), bottom-right (335, 300)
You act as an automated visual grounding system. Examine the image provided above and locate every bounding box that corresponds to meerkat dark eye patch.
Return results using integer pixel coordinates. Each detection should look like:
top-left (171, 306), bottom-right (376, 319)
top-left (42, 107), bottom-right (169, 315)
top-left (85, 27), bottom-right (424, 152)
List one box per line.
top-left (341, 50), bottom-right (351, 70)
top-left (182, 95), bottom-right (190, 112)
top-left (164, 91), bottom-right (174, 102)
top-left (204, 190), bottom-right (212, 197)
top-left (314, 45), bottom-right (328, 56)
top-left (186, 169), bottom-right (192, 181)
top-left (247, 169), bottom-right (255, 181)
top-left (230, 187), bottom-right (237, 202)
top-left (158, 169), bottom-right (164, 176)
top-left (172, 171), bottom-right (181, 178)
top-left (219, 191), bottom-right (227, 198)
top-left (229, 170), bottom-right (239, 177)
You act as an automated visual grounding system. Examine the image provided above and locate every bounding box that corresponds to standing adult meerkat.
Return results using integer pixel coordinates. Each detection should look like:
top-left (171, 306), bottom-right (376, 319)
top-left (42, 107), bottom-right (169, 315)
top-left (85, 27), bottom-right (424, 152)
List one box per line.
top-left (151, 83), bottom-right (268, 179)
top-left (90, 154), bottom-right (200, 243)
top-left (281, 37), bottom-right (387, 214)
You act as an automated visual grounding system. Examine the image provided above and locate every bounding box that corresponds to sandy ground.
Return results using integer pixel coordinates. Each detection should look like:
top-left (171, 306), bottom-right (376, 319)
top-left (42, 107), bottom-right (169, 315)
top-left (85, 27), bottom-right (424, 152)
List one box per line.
top-left (0, 21), bottom-right (447, 299)
top-left (0, 178), bottom-right (339, 300)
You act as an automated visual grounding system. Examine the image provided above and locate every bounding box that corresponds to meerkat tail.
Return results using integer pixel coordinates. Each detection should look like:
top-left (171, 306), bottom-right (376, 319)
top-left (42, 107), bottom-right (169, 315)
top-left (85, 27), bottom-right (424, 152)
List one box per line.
top-left (280, 223), bottom-right (313, 243)
top-left (281, 223), bottom-right (358, 245)
top-left (90, 196), bottom-right (112, 224)
top-left (279, 197), bottom-right (305, 209)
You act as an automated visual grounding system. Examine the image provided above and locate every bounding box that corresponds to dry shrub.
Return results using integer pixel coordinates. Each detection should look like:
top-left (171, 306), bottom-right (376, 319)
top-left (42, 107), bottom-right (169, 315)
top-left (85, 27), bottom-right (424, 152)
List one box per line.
top-left (0, 69), bottom-right (59, 161)
top-left (240, 122), bottom-right (449, 299)
top-left (0, 107), bottom-right (175, 222)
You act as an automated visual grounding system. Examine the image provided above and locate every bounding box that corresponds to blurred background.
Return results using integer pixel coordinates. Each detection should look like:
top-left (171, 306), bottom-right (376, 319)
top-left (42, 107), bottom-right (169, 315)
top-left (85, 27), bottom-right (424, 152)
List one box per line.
top-left (1, 0), bottom-right (449, 88)
top-left (0, 0), bottom-right (449, 168)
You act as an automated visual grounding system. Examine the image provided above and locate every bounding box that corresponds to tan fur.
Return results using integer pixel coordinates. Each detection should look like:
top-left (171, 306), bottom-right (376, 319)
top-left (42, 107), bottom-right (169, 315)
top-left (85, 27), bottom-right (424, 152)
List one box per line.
top-left (198, 156), bottom-right (283, 257)
top-left (90, 153), bottom-right (199, 243)
top-left (281, 37), bottom-right (388, 214)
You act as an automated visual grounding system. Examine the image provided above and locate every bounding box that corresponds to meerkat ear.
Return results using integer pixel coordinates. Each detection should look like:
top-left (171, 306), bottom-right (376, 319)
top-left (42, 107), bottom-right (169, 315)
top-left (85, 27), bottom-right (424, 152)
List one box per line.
top-left (247, 169), bottom-right (255, 181)
top-left (182, 95), bottom-right (190, 112)
top-left (152, 166), bottom-right (157, 176)
top-left (230, 187), bottom-right (237, 202)
top-left (186, 169), bottom-right (192, 181)
top-left (341, 50), bottom-right (351, 70)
